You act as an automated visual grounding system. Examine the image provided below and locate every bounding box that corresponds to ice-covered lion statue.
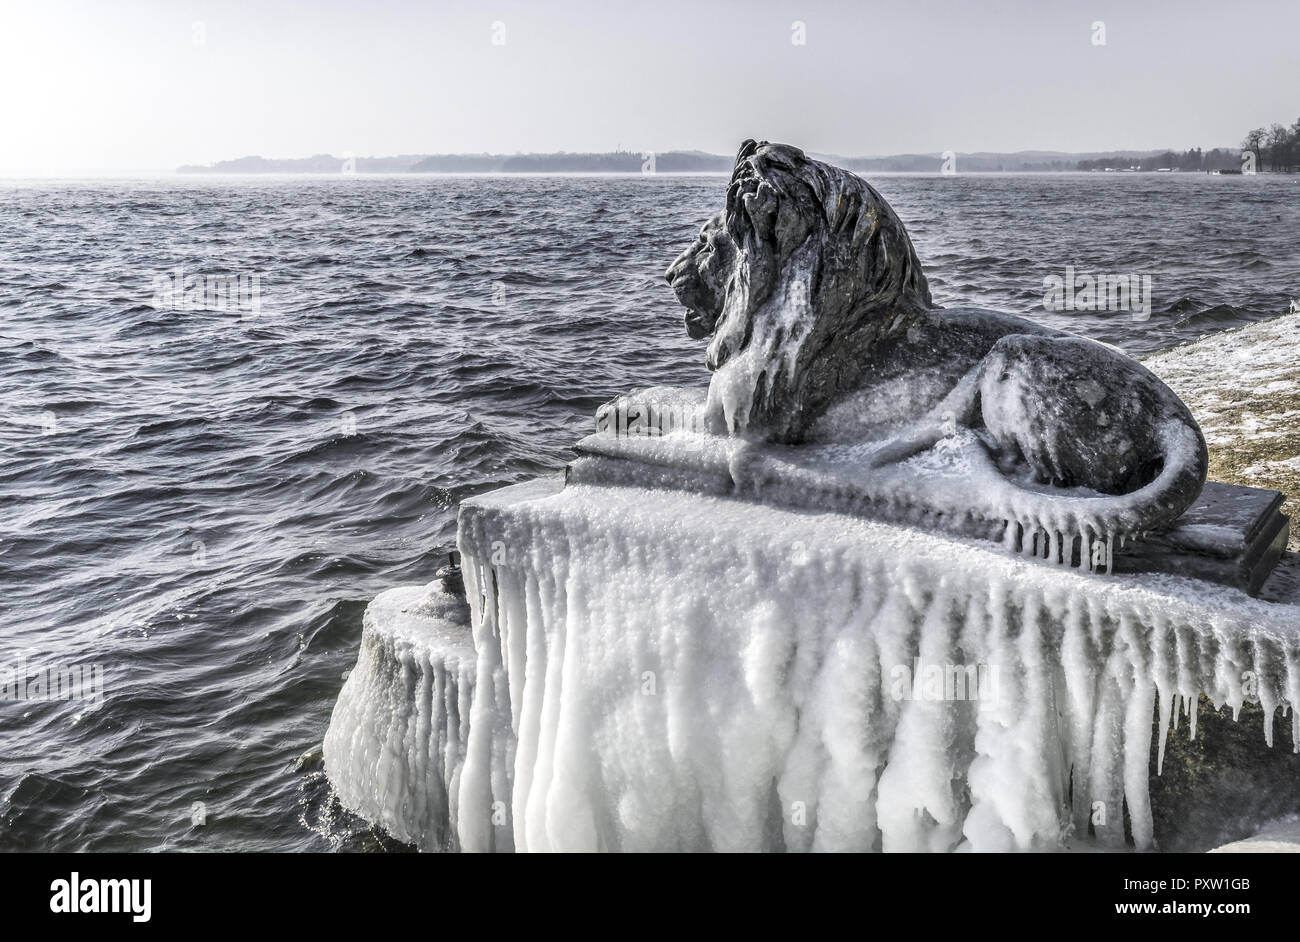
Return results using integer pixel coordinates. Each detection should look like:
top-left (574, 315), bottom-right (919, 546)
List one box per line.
top-left (665, 139), bottom-right (1208, 530)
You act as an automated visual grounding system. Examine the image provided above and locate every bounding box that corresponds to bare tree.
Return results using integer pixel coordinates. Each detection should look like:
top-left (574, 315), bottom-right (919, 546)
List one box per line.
top-left (1266, 123), bottom-right (1289, 172)
top-left (1242, 127), bottom-right (1267, 170)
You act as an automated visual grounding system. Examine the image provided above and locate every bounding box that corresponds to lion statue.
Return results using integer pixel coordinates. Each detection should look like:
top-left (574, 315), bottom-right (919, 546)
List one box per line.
top-left (665, 139), bottom-right (1208, 532)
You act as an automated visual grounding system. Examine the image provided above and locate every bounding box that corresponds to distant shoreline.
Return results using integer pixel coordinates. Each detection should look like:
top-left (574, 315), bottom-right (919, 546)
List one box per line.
top-left (10, 170), bottom-right (1294, 182)
top-left (163, 169), bottom-right (1292, 178)
top-left (176, 147), bottom-right (1251, 176)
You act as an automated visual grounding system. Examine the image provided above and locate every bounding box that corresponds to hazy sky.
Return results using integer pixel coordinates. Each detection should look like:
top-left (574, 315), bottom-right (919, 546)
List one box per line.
top-left (2, 0), bottom-right (1296, 173)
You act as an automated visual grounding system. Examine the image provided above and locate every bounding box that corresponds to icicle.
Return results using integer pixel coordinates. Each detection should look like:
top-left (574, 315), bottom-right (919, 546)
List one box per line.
top-left (329, 475), bottom-right (1300, 853)
top-left (1152, 618), bottom-right (1175, 778)
top-left (1285, 646), bottom-right (1300, 754)
top-left (1156, 693), bottom-right (1173, 775)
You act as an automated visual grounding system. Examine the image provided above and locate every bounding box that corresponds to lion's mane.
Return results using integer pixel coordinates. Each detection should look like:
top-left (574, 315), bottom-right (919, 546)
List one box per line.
top-left (703, 140), bottom-right (933, 441)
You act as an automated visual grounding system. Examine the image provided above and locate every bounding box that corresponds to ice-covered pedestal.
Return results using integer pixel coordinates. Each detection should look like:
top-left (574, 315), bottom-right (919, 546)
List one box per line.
top-left (324, 471), bottom-right (1300, 852)
top-left (322, 567), bottom-right (489, 851)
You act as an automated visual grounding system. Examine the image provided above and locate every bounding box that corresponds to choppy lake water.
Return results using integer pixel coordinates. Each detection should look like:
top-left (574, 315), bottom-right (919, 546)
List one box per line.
top-left (1, 172), bottom-right (1296, 850)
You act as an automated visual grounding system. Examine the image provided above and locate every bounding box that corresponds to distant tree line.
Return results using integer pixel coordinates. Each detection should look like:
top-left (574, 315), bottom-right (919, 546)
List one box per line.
top-left (1076, 147), bottom-right (1243, 172)
top-left (183, 128), bottom-right (1300, 175)
top-left (1241, 119), bottom-right (1300, 172)
top-left (1074, 116), bottom-right (1300, 172)
top-left (408, 151), bottom-right (733, 173)
top-left (843, 155), bottom-right (1084, 172)
top-left (179, 151), bottom-right (735, 174)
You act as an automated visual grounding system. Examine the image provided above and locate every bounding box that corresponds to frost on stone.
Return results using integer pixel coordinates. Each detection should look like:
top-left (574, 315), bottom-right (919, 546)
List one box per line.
top-left (324, 479), bottom-right (1300, 852)
top-left (577, 387), bottom-right (1205, 575)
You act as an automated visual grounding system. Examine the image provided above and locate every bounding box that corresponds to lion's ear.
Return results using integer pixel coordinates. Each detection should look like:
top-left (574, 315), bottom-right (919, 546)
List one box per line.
top-left (735, 139), bottom-right (760, 166)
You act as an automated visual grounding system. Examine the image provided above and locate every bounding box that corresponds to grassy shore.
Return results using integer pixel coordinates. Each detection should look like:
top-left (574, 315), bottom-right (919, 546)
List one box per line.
top-left (1145, 312), bottom-right (1300, 551)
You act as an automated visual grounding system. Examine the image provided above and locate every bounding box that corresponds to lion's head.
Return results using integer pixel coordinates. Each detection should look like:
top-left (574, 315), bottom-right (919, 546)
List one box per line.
top-left (666, 140), bottom-right (932, 442)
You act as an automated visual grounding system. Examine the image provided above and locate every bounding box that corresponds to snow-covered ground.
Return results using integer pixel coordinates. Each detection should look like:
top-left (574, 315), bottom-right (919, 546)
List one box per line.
top-left (1209, 815), bottom-right (1300, 853)
top-left (1146, 313), bottom-right (1300, 550)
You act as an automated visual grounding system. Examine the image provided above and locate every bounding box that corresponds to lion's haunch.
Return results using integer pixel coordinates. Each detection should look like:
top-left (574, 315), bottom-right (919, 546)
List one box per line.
top-left (977, 335), bottom-right (1168, 494)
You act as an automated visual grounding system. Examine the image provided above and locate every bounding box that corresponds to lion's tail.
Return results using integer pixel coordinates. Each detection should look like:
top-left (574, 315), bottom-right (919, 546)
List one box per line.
top-left (981, 416), bottom-right (1209, 569)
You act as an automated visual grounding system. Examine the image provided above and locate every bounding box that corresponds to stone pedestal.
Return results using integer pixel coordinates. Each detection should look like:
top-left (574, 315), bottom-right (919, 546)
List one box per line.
top-left (324, 470), bottom-right (1300, 852)
top-left (1113, 481), bottom-right (1289, 595)
top-left (573, 419), bottom-right (1289, 597)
